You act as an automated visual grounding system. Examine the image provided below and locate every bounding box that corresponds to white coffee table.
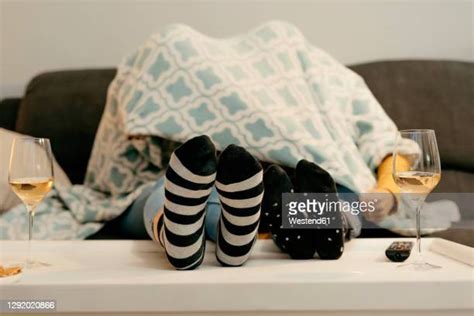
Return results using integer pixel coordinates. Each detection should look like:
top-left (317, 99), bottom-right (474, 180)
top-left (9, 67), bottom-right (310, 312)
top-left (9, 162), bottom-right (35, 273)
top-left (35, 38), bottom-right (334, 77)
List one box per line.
top-left (1, 238), bottom-right (473, 315)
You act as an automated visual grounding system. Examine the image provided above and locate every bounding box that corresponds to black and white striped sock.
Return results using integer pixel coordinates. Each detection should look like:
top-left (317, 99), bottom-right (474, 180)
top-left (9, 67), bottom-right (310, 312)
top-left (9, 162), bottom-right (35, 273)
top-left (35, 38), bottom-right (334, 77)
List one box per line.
top-left (215, 145), bottom-right (263, 267)
top-left (159, 135), bottom-right (217, 270)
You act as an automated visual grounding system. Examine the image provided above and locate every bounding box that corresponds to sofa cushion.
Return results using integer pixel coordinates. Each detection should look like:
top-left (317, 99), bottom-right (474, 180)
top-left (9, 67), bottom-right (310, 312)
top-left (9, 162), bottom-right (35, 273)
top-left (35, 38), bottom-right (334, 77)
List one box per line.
top-left (350, 60), bottom-right (474, 172)
top-left (15, 69), bottom-right (116, 184)
top-left (435, 169), bottom-right (474, 194)
top-left (433, 169), bottom-right (474, 223)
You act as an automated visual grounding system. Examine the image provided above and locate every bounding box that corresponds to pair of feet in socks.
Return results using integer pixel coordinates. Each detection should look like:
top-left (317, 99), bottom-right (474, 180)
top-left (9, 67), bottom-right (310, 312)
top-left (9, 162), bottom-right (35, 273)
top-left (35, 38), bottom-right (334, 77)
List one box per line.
top-left (261, 161), bottom-right (345, 260)
top-left (153, 135), bottom-right (344, 270)
top-left (153, 135), bottom-right (263, 270)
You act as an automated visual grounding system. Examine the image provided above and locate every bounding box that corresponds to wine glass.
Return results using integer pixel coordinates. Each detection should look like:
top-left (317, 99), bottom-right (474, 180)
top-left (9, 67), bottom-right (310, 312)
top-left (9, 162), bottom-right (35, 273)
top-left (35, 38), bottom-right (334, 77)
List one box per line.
top-left (392, 129), bottom-right (441, 270)
top-left (8, 137), bottom-right (54, 268)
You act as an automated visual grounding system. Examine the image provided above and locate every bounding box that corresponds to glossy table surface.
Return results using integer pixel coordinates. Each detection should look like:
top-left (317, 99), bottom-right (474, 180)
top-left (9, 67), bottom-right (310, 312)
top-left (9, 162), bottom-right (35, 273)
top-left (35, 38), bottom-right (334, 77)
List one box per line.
top-left (1, 238), bottom-right (473, 315)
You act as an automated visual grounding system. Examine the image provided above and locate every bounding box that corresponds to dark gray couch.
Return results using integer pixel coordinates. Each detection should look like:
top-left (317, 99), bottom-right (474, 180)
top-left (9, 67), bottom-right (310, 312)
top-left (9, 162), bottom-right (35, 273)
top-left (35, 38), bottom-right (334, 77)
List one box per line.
top-left (1, 60), bottom-right (473, 244)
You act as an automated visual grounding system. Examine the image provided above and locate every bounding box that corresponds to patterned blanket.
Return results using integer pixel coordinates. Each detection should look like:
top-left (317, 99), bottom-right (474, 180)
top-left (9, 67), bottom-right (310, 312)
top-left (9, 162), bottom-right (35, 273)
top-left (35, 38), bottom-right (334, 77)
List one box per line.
top-left (1, 21), bottom-right (398, 239)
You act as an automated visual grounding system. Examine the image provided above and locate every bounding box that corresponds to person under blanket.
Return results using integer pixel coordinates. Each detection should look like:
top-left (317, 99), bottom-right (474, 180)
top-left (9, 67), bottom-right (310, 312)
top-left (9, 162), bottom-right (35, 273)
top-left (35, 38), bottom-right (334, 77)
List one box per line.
top-left (118, 134), bottom-right (406, 269)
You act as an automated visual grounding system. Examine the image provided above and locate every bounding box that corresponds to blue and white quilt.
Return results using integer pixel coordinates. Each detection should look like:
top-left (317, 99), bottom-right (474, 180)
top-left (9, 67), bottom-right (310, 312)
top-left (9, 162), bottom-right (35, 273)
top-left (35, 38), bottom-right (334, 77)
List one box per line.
top-left (1, 21), bottom-right (398, 239)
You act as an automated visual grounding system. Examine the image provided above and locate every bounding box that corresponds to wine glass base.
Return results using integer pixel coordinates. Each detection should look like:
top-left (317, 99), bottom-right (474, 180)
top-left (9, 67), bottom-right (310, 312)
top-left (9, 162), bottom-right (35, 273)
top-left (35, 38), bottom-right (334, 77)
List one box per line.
top-left (26, 260), bottom-right (51, 269)
top-left (398, 261), bottom-right (442, 271)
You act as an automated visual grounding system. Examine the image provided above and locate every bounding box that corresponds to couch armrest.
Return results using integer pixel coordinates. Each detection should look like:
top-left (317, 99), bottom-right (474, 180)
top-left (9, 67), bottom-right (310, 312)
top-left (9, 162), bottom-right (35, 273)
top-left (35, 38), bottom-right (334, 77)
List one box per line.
top-left (0, 98), bottom-right (21, 130)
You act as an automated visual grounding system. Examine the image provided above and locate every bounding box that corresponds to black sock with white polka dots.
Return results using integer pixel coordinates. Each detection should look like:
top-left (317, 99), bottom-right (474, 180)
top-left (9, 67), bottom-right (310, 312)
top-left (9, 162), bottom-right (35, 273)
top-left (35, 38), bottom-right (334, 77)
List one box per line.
top-left (295, 160), bottom-right (344, 260)
top-left (262, 164), bottom-right (317, 259)
top-left (262, 160), bottom-right (345, 260)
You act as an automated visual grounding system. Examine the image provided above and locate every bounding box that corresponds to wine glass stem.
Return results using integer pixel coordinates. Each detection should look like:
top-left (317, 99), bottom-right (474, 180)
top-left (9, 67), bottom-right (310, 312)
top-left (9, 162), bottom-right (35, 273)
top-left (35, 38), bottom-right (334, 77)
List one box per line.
top-left (27, 206), bottom-right (35, 266)
top-left (29, 211), bottom-right (34, 241)
top-left (415, 205), bottom-right (422, 260)
top-left (412, 197), bottom-right (426, 265)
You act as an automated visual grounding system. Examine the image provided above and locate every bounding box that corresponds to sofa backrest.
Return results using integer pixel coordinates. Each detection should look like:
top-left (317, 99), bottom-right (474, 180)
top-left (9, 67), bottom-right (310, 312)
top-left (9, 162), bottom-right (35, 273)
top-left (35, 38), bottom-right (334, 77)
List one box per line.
top-left (3, 60), bottom-right (472, 184)
top-left (350, 60), bottom-right (473, 172)
top-left (13, 69), bottom-right (116, 184)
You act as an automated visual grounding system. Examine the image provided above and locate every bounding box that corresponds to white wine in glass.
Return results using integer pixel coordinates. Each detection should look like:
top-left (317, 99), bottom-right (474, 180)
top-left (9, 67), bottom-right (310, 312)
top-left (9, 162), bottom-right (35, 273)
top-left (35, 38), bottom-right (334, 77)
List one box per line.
top-left (393, 171), bottom-right (441, 194)
top-left (8, 137), bottom-right (54, 268)
top-left (392, 129), bottom-right (441, 270)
